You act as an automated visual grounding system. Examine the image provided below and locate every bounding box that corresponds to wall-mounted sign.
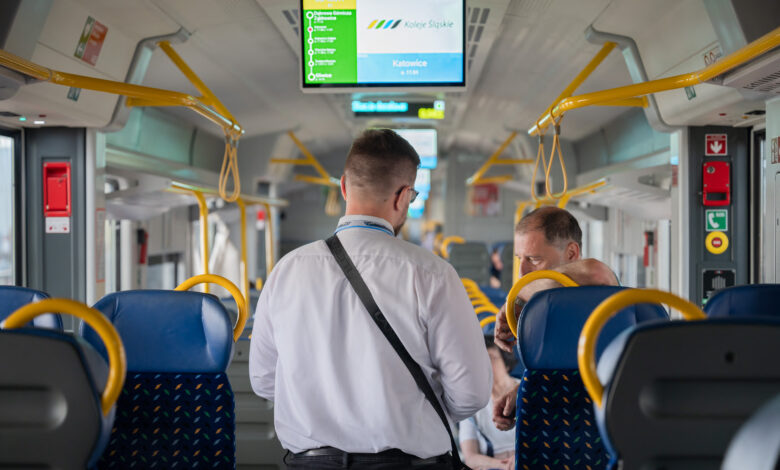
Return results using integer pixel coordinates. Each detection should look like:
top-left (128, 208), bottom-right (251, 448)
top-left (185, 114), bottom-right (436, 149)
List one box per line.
top-left (705, 134), bottom-right (727, 156)
top-left (705, 209), bottom-right (728, 232)
top-left (352, 100), bottom-right (445, 119)
top-left (74, 16), bottom-right (108, 66)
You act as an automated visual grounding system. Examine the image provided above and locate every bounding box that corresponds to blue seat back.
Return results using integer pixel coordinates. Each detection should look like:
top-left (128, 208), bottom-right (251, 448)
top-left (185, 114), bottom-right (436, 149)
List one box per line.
top-left (0, 286), bottom-right (62, 330)
top-left (705, 284), bottom-right (780, 318)
top-left (514, 286), bottom-right (667, 470)
top-left (82, 290), bottom-right (235, 469)
top-left (596, 318), bottom-right (780, 470)
top-left (0, 328), bottom-right (113, 468)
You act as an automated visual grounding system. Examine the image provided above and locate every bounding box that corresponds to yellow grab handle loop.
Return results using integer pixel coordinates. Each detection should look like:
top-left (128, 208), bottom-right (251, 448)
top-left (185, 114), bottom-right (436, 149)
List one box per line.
top-left (219, 129), bottom-right (241, 202)
top-left (506, 270), bottom-right (578, 338)
top-left (530, 132), bottom-right (548, 203)
top-left (441, 236), bottom-right (466, 259)
top-left (474, 305), bottom-right (499, 315)
top-left (577, 289), bottom-right (706, 409)
top-left (480, 315), bottom-right (497, 329)
top-left (545, 122), bottom-right (569, 200)
top-left (1, 298), bottom-right (127, 416)
top-left (176, 274), bottom-right (248, 342)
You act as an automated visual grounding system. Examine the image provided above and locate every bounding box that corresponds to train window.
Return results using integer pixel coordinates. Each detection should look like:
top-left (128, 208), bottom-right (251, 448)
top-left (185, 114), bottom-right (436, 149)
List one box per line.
top-left (0, 134), bottom-right (14, 285)
top-left (146, 253), bottom-right (183, 290)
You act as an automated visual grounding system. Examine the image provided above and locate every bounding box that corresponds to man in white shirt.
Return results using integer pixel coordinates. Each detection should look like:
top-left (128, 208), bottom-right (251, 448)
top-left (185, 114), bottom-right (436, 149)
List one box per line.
top-left (250, 129), bottom-right (491, 469)
top-left (491, 206), bottom-right (618, 430)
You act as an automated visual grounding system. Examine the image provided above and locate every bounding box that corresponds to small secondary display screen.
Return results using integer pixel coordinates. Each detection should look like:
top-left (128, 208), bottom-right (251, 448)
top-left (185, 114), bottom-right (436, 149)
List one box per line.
top-left (395, 129), bottom-right (437, 169)
top-left (301, 0), bottom-right (465, 89)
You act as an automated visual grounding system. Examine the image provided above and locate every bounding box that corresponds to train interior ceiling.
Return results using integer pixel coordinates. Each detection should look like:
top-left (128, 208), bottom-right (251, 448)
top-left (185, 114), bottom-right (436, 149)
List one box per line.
top-left (0, 0), bottom-right (779, 467)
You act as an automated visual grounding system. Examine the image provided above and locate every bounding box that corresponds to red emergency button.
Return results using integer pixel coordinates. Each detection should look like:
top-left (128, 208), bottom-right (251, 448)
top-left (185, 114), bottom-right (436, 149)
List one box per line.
top-left (706, 231), bottom-right (729, 255)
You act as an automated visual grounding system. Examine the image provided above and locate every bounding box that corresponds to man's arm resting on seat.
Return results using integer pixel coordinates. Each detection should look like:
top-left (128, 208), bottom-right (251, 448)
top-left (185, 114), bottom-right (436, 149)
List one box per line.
top-left (461, 439), bottom-right (513, 470)
top-left (494, 258), bottom-right (617, 353)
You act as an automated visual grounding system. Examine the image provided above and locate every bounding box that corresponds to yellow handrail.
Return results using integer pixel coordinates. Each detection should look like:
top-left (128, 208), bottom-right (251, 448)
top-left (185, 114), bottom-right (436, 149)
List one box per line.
top-left (271, 131), bottom-right (340, 188)
top-left (236, 198), bottom-right (250, 302)
top-left (480, 315), bottom-right (497, 329)
top-left (474, 305), bottom-right (499, 315)
top-left (466, 132), bottom-right (535, 186)
top-left (530, 26), bottom-right (780, 136)
top-left (2, 299), bottom-right (127, 416)
top-left (0, 45), bottom-right (245, 201)
top-left (192, 190), bottom-right (210, 293)
top-left (176, 274), bottom-right (248, 342)
top-left (506, 270), bottom-right (578, 337)
top-left (262, 203), bottom-right (276, 274)
top-left (441, 236), bottom-right (466, 259)
top-left (577, 289), bottom-right (706, 408)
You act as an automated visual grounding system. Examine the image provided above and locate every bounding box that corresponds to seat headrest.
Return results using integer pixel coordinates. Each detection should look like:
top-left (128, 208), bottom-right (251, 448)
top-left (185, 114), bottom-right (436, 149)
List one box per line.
top-left (705, 284), bottom-right (780, 318)
top-left (519, 286), bottom-right (668, 369)
top-left (0, 286), bottom-right (61, 330)
top-left (82, 290), bottom-right (233, 373)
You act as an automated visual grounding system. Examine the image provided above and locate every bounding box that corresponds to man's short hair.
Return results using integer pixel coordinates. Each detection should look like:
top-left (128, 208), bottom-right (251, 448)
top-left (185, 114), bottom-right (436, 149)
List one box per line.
top-left (515, 206), bottom-right (582, 248)
top-left (344, 129), bottom-right (420, 198)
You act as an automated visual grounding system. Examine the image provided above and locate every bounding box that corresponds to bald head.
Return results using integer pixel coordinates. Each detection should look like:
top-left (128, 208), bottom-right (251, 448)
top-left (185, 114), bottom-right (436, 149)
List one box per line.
top-left (344, 129), bottom-right (420, 202)
top-left (516, 206), bottom-right (582, 248)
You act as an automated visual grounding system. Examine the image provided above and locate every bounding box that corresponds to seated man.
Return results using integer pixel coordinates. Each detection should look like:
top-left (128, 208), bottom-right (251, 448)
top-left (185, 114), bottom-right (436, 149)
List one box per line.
top-left (492, 206), bottom-right (618, 430)
top-left (459, 336), bottom-right (518, 470)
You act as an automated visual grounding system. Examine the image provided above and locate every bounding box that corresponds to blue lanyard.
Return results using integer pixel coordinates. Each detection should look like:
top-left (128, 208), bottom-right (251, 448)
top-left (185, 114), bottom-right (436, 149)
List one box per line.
top-left (335, 220), bottom-right (393, 237)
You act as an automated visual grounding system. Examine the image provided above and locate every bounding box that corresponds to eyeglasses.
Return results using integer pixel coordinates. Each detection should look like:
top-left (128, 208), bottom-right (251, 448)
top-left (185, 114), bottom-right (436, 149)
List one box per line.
top-left (396, 185), bottom-right (419, 203)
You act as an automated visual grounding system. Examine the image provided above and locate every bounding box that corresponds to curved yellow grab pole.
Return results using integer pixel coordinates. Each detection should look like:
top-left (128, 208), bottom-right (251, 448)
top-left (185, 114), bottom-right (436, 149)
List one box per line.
top-left (471, 299), bottom-right (495, 309)
top-left (441, 236), bottom-right (466, 259)
top-left (480, 315), bottom-right (497, 329)
top-left (506, 270), bottom-right (578, 337)
top-left (474, 305), bottom-right (499, 316)
top-left (578, 289), bottom-right (706, 409)
top-left (176, 274), bottom-right (247, 342)
top-left (2, 298), bottom-right (126, 416)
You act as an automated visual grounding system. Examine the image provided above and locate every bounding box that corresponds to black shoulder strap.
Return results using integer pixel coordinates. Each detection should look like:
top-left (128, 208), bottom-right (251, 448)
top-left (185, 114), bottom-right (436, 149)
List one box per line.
top-left (325, 234), bottom-right (464, 469)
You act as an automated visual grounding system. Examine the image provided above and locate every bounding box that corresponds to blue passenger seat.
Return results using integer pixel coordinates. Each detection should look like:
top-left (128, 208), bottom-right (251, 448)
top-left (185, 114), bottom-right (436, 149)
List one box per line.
top-left (704, 284), bottom-right (780, 317)
top-left (514, 286), bottom-right (667, 470)
top-left (595, 317), bottom-right (780, 470)
top-left (82, 290), bottom-right (236, 469)
top-left (0, 285), bottom-right (62, 329)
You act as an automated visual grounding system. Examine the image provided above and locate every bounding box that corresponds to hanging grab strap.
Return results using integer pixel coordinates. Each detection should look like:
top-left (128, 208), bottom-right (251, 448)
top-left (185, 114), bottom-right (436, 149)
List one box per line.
top-left (219, 129), bottom-right (241, 202)
top-left (530, 121), bottom-right (548, 203)
top-left (545, 120), bottom-right (568, 200)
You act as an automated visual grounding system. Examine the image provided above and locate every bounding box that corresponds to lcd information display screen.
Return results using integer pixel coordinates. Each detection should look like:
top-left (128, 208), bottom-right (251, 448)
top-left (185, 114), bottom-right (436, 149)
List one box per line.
top-left (395, 129), bottom-right (437, 169)
top-left (301, 0), bottom-right (465, 90)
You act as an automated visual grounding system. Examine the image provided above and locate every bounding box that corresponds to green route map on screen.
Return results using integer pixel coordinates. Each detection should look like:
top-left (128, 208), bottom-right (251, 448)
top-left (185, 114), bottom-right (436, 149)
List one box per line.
top-left (303, 2), bottom-right (357, 84)
top-left (302, 0), bottom-right (464, 87)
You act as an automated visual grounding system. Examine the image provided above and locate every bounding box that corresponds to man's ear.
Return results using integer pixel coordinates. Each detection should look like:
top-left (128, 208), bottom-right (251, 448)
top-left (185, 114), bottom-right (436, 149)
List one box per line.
top-left (340, 175), bottom-right (347, 200)
top-left (566, 241), bottom-right (580, 261)
top-left (392, 186), bottom-right (404, 211)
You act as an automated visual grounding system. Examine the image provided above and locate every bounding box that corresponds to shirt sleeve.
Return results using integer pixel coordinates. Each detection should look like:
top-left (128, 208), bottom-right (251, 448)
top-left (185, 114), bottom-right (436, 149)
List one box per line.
top-left (421, 264), bottom-right (492, 422)
top-left (249, 272), bottom-right (278, 401)
top-left (458, 418), bottom-right (478, 443)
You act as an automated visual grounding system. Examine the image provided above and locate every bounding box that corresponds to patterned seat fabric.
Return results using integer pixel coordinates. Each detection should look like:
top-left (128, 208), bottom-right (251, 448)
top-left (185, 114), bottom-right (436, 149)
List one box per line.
top-left (513, 286), bottom-right (668, 470)
top-left (82, 290), bottom-right (236, 469)
top-left (516, 370), bottom-right (608, 470)
top-left (98, 373), bottom-right (235, 469)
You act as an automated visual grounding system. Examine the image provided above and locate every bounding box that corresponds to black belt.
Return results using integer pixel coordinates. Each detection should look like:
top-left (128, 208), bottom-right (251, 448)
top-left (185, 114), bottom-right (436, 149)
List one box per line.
top-left (293, 447), bottom-right (449, 464)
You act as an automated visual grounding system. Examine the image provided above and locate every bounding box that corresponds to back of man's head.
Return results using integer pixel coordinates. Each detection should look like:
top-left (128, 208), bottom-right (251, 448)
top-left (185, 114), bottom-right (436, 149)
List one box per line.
top-left (344, 129), bottom-right (420, 202)
top-left (516, 206), bottom-right (582, 249)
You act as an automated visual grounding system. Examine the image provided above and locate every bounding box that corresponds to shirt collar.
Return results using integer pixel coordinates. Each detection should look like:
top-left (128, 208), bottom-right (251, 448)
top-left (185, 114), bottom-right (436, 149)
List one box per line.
top-left (336, 215), bottom-right (394, 236)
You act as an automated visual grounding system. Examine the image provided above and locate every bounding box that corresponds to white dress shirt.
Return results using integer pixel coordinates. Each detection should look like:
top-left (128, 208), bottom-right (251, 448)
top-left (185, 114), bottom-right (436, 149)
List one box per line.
top-left (249, 215), bottom-right (492, 458)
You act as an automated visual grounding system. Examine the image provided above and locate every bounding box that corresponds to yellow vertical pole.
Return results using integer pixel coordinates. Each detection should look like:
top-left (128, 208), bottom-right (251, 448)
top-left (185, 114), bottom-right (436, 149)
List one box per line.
top-left (236, 198), bottom-right (249, 302)
top-left (192, 191), bottom-right (210, 293)
top-left (262, 202), bottom-right (275, 275)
